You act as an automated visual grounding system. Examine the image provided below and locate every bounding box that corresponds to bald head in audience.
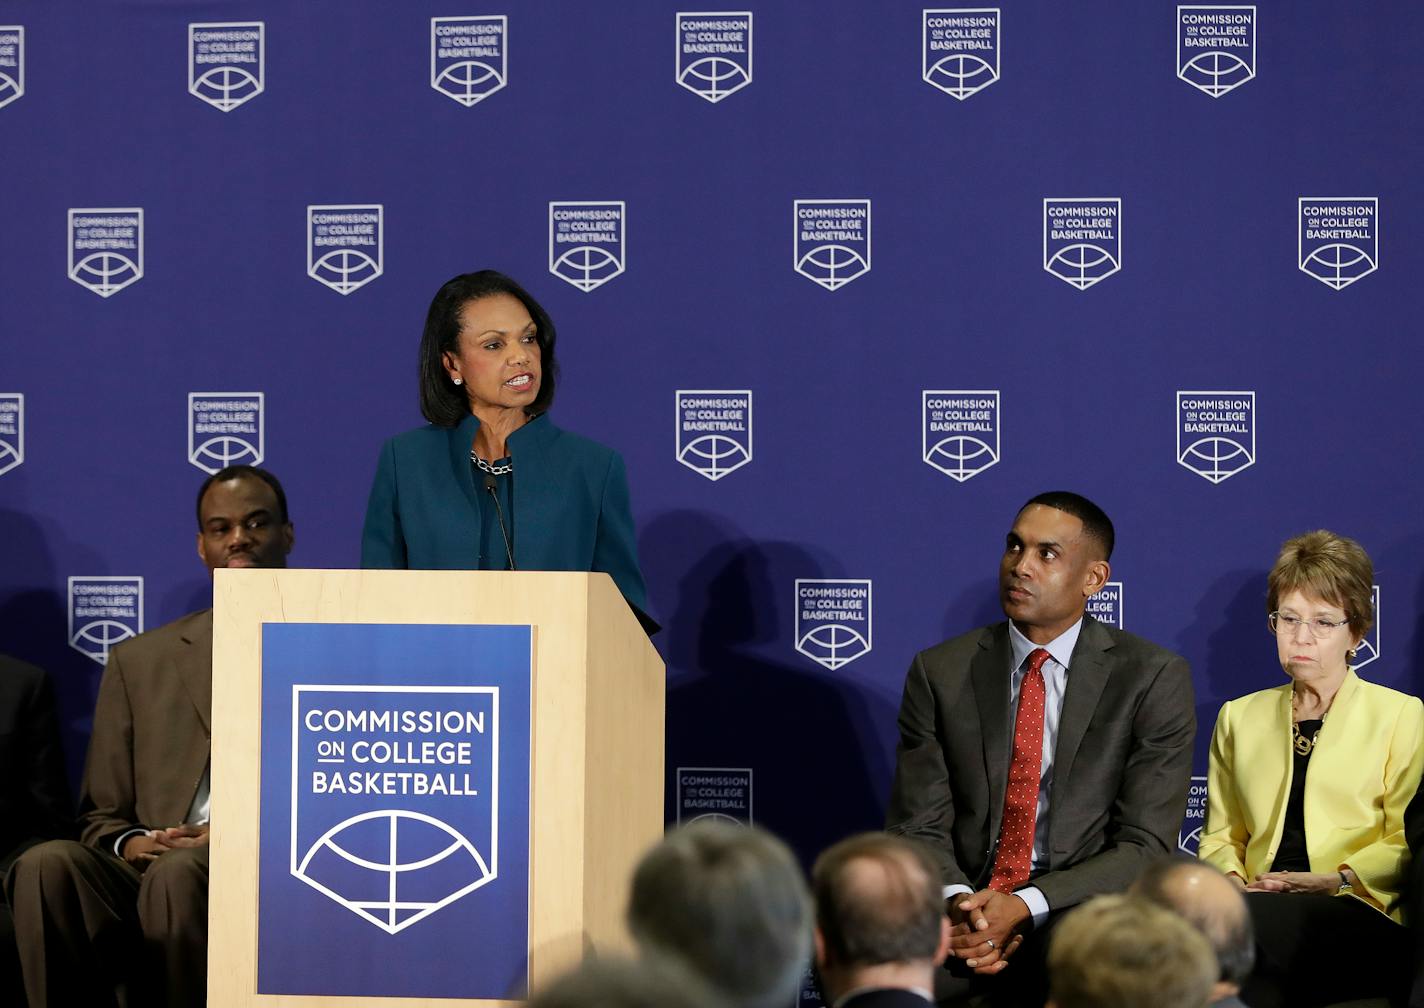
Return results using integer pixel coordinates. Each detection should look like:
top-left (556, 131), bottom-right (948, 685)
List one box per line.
top-left (1131, 859), bottom-right (1254, 1007)
top-left (627, 822), bottom-right (811, 1008)
top-left (811, 832), bottom-right (950, 1006)
top-left (1048, 895), bottom-right (1216, 1008)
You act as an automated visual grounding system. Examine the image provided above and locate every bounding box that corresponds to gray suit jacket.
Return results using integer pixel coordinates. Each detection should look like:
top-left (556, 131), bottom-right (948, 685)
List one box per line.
top-left (885, 615), bottom-right (1194, 911)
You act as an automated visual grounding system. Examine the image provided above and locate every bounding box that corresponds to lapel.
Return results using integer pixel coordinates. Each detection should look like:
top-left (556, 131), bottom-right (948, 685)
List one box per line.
top-left (971, 623), bottom-right (1014, 835)
top-left (445, 413), bottom-right (485, 518)
top-left (1050, 614), bottom-right (1112, 794)
top-left (174, 609), bottom-right (214, 738)
top-left (507, 414), bottom-right (555, 565)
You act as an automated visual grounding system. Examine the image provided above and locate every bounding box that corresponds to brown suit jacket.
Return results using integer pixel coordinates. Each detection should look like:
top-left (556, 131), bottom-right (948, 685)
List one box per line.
top-left (78, 610), bottom-right (212, 850)
top-left (885, 615), bottom-right (1195, 912)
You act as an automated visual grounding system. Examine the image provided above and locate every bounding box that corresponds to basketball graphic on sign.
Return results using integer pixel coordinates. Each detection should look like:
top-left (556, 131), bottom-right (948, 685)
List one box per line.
top-left (797, 624), bottom-right (870, 670)
top-left (1045, 244), bottom-right (1118, 290)
top-left (0, 441), bottom-right (18, 476)
top-left (434, 61), bottom-right (504, 105)
top-left (311, 249), bottom-right (381, 295)
top-left (1179, 437), bottom-right (1250, 483)
top-left (1300, 243), bottom-right (1375, 290)
top-left (70, 620), bottom-right (136, 661)
top-left (678, 435), bottom-right (750, 480)
top-left (795, 245), bottom-right (869, 290)
top-left (1179, 50), bottom-right (1252, 97)
top-left (192, 436), bottom-right (261, 470)
top-left (925, 435), bottom-right (998, 482)
top-left (678, 57), bottom-right (750, 102)
top-left (297, 810), bottom-right (494, 936)
top-left (551, 246), bottom-right (623, 292)
top-left (192, 66), bottom-right (261, 111)
top-left (0, 74), bottom-right (18, 108)
top-left (71, 253), bottom-right (141, 298)
top-left (924, 53), bottom-right (997, 99)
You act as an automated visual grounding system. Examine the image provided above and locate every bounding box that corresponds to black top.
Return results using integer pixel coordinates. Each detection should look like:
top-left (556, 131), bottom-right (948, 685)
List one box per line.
top-left (471, 459), bottom-right (514, 570)
top-left (1271, 718), bottom-right (1324, 873)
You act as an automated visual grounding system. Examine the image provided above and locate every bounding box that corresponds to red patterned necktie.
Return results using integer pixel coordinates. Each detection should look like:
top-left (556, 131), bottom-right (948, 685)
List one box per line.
top-left (987, 647), bottom-right (1050, 894)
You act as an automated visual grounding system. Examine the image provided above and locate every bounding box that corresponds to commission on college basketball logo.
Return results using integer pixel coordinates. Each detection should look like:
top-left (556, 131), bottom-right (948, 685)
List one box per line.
top-left (794, 200), bottom-right (871, 291)
top-left (188, 22), bottom-right (264, 111)
top-left (1299, 197), bottom-right (1378, 290)
top-left (68, 577), bottom-right (143, 665)
top-left (188, 392), bottom-right (264, 473)
top-left (1044, 199), bottom-right (1120, 290)
top-left (1177, 6), bottom-right (1255, 97)
top-left (1179, 775), bottom-right (1208, 854)
top-left (68, 208), bottom-right (143, 297)
top-left (796, 579), bottom-right (871, 670)
top-left (676, 390), bottom-right (752, 480)
top-left (1177, 391), bottom-right (1255, 483)
top-left (1085, 581), bottom-right (1124, 629)
top-left (676, 12), bottom-right (752, 103)
top-left (0, 26), bottom-right (22, 109)
top-left (0, 394), bottom-right (22, 477)
top-left (677, 768), bottom-right (752, 825)
top-left (923, 391), bottom-right (1000, 481)
top-left (308, 205), bottom-right (383, 294)
top-left (922, 9), bottom-right (999, 100)
top-left (431, 16), bottom-right (507, 106)
top-left (549, 201), bottom-right (625, 292)
top-left (1353, 585), bottom-right (1382, 669)
top-left (291, 685), bottom-right (499, 934)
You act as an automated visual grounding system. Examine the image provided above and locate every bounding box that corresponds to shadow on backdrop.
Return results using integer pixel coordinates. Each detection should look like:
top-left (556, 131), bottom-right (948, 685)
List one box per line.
top-left (641, 510), bottom-right (891, 866)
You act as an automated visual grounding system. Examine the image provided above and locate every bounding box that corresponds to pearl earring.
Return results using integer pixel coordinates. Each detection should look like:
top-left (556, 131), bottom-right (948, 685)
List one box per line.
top-left (453, 377), bottom-right (463, 386)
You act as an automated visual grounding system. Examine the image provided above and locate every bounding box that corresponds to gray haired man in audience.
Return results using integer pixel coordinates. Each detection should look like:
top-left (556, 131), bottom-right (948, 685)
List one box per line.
top-left (1131, 859), bottom-right (1254, 1008)
top-left (626, 821), bottom-right (811, 1008)
top-left (1047, 894), bottom-right (1216, 1008)
top-left (811, 833), bottom-right (951, 1008)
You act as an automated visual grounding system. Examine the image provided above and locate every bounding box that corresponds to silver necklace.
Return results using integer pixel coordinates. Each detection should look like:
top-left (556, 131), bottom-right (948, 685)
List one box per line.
top-left (471, 451), bottom-right (512, 475)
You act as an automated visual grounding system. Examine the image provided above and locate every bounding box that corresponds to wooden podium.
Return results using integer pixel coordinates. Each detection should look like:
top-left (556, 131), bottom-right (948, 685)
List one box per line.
top-left (207, 569), bottom-right (665, 1007)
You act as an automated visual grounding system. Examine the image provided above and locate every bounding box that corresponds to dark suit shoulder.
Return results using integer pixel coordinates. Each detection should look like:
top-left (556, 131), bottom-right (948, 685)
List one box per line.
top-left (0, 652), bottom-right (46, 689)
top-left (915, 623), bottom-right (1001, 668)
top-left (840, 988), bottom-right (934, 1008)
top-left (105, 609), bottom-right (212, 668)
top-left (1089, 620), bottom-right (1186, 669)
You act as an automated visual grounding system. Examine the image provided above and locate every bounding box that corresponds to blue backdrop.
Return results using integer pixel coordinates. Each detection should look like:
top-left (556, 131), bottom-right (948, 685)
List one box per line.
top-left (3, 0), bottom-right (1423, 866)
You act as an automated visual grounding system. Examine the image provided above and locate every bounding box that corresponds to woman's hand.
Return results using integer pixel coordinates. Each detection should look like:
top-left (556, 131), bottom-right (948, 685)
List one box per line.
top-left (1246, 871), bottom-right (1341, 894)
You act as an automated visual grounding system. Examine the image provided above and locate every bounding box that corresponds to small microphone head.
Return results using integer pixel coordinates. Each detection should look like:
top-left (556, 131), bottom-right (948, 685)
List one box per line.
top-left (482, 472), bottom-right (498, 493)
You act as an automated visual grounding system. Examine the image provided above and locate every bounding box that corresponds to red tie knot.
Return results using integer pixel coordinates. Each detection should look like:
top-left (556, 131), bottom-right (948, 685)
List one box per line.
top-left (1026, 647), bottom-right (1052, 677)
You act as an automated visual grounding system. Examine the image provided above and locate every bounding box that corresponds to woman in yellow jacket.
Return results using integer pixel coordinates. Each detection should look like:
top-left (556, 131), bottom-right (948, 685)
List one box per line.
top-left (1199, 530), bottom-right (1424, 1008)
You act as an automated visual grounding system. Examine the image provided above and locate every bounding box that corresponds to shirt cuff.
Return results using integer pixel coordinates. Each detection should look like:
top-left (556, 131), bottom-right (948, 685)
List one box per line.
top-left (942, 883), bottom-right (973, 902)
top-left (1016, 885), bottom-right (1050, 927)
top-left (112, 827), bottom-right (150, 858)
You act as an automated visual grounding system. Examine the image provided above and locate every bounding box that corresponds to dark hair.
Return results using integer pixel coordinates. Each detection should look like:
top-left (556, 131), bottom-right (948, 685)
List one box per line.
top-left (1131, 859), bottom-right (1255, 986)
top-left (418, 270), bottom-right (559, 427)
top-left (812, 833), bottom-right (943, 968)
top-left (529, 957), bottom-right (724, 1008)
top-left (196, 465), bottom-right (289, 526)
top-left (628, 822), bottom-right (811, 1008)
top-left (1019, 491), bottom-right (1114, 560)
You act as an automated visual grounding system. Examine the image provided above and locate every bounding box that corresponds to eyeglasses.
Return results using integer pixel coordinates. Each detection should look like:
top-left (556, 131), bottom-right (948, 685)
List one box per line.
top-left (1268, 612), bottom-right (1350, 638)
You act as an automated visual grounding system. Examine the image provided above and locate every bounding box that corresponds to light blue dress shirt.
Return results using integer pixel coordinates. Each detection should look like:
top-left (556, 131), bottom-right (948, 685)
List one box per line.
top-left (944, 617), bottom-right (1083, 929)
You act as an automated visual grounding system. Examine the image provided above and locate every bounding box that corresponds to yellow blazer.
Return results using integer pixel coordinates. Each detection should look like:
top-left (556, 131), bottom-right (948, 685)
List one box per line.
top-left (1198, 669), bottom-right (1424, 921)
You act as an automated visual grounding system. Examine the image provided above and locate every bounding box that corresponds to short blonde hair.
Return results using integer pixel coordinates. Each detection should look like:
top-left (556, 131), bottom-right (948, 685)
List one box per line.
top-left (1048, 895), bottom-right (1216, 1008)
top-left (1266, 530), bottom-right (1374, 640)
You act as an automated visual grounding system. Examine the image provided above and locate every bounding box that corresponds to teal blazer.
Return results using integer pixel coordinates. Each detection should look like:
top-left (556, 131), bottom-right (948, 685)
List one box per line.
top-left (361, 413), bottom-right (648, 613)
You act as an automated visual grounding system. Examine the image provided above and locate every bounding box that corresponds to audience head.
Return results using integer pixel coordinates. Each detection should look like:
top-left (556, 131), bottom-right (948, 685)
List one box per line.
top-left (810, 832), bottom-right (949, 999)
top-left (627, 822), bottom-right (811, 1008)
top-left (1001, 491), bottom-right (1113, 639)
top-left (1131, 859), bottom-right (1254, 1001)
top-left (529, 956), bottom-right (727, 1008)
top-left (195, 465), bottom-right (293, 574)
top-left (1047, 894), bottom-right (1216, 1008)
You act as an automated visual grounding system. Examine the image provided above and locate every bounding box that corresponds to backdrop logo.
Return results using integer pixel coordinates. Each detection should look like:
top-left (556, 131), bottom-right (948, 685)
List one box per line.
top-left (1177, 391), bottom-right (1255, 483)
top-left (68, 577), bottom-right (143, 665)
top-left (923, 390), bottom-right (1000, 481)
top-left (431, 16), bottom-right (507, 106)
top-left (795, 579), bottom-right (871, 670)
top-left (1085, 581), bottom-right (1124, 629)
top-left (1044, 198), bottom-right (1120, 290)
top-left (794, 199), bottom-right (871, 291)
top-left (0, 393), bottom-right (22, 477)
top-left (189, 22), bottom-right (264, 111)
top-left (1299, 197), bottom-right (1378, 290)
top-left (308, 205), bottom-right (383, 294)
top-left (922, 9), bottom-right (1000, 100)
top-left (676, 12), bottom-right (752, 103)
top-left (676, 768), bottom-right (752, 824)
top-left (676, 390), bottom-right (752, 481)
top-left (292, 685), bottom-right (499, 935)
top-left (1353, 585), bottom-right (1381, 669)
top-left (1179, 775), bottom-right (1207, 854)
top-left (0, 25), bottom-right (22, 109)
top-left (1177, 6), bottom-right (1255, 97)
top-left (189, 392), bottom-right (264, 473)
top-left (549, 201), bottom-right (625, 291)
top-left (68, 208), bottom-right (143, 297)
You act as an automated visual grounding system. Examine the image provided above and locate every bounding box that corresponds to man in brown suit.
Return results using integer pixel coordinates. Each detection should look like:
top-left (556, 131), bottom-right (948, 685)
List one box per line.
top-left (5, 465), bottom-right (293, 1008)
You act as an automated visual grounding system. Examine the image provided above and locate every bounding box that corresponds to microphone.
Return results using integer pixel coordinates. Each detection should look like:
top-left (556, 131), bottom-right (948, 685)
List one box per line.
top-left (483, 472), bottom-right (516, 571)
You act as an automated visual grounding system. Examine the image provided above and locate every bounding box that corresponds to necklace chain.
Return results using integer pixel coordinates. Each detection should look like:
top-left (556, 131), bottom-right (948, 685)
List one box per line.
top-left (471, 451), bottom-right (512, 475)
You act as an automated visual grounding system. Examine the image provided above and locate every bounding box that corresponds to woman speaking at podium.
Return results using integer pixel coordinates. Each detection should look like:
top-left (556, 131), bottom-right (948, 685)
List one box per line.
top-left (361, 270), bottom-right (648, 616)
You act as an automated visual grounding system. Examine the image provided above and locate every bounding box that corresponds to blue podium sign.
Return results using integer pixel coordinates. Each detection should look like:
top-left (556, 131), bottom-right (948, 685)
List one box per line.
top-left (257, 623), bottom-right (532, 1000)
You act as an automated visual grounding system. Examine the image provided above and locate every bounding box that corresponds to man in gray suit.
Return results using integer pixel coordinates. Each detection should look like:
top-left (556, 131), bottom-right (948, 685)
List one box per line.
top-left (885, 491), bottom-right (1195, 1004)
